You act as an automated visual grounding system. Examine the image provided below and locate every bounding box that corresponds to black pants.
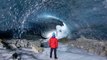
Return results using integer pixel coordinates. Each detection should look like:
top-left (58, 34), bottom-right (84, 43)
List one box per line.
top-left (50, 48), bottom-right (57, 59)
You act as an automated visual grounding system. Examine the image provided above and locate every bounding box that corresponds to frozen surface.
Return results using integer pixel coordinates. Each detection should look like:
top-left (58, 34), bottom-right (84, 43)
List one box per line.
top-left (37, 43), bottom-right (107, 60)
top-left (0, 43), bottom-right (107, 60)
top-left (0, 0), bottom-right (107, 39)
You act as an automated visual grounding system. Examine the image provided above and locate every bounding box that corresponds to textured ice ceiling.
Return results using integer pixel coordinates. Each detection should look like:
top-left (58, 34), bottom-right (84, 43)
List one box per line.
top-left (0, 0), bottom-right (107, 40)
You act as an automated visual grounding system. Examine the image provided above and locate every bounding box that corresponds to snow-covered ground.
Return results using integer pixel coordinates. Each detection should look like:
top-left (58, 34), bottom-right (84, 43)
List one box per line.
top-left (0, 43), bottom-right (107, 60)
top-left (37, 43), bottom-right (107, 60)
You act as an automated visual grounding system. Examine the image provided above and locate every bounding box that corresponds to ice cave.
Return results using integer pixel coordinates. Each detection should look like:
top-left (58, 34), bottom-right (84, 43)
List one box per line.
top-left (0, 0), bottom-right (107, 60)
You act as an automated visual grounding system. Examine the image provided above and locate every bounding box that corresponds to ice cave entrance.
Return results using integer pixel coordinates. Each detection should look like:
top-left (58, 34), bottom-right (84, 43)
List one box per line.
top-left (44, 22), bottom-right (69, 39)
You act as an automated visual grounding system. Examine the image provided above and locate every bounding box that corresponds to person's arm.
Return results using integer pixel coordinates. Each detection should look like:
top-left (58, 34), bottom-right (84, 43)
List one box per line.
top-left (48, 38), bottom-right (51, 47)
top-left (55, 38), bottom-right (58, 48)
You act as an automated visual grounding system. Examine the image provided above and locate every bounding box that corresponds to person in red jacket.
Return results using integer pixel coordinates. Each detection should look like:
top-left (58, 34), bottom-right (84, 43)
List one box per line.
top-left (48, 32), bottom-right (58, 59)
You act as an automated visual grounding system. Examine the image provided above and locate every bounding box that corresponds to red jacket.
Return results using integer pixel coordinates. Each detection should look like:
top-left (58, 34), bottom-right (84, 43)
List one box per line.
top-left (48, 37), bottom-right (58, 48)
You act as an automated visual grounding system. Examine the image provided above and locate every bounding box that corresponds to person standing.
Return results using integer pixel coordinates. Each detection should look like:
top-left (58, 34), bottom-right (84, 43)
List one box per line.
top-left (48, 32), bottom-right (58, 59)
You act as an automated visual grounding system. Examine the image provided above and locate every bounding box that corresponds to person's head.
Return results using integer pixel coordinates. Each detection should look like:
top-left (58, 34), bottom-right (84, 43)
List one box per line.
top-left (52, 32), bottom-right (55, 38)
